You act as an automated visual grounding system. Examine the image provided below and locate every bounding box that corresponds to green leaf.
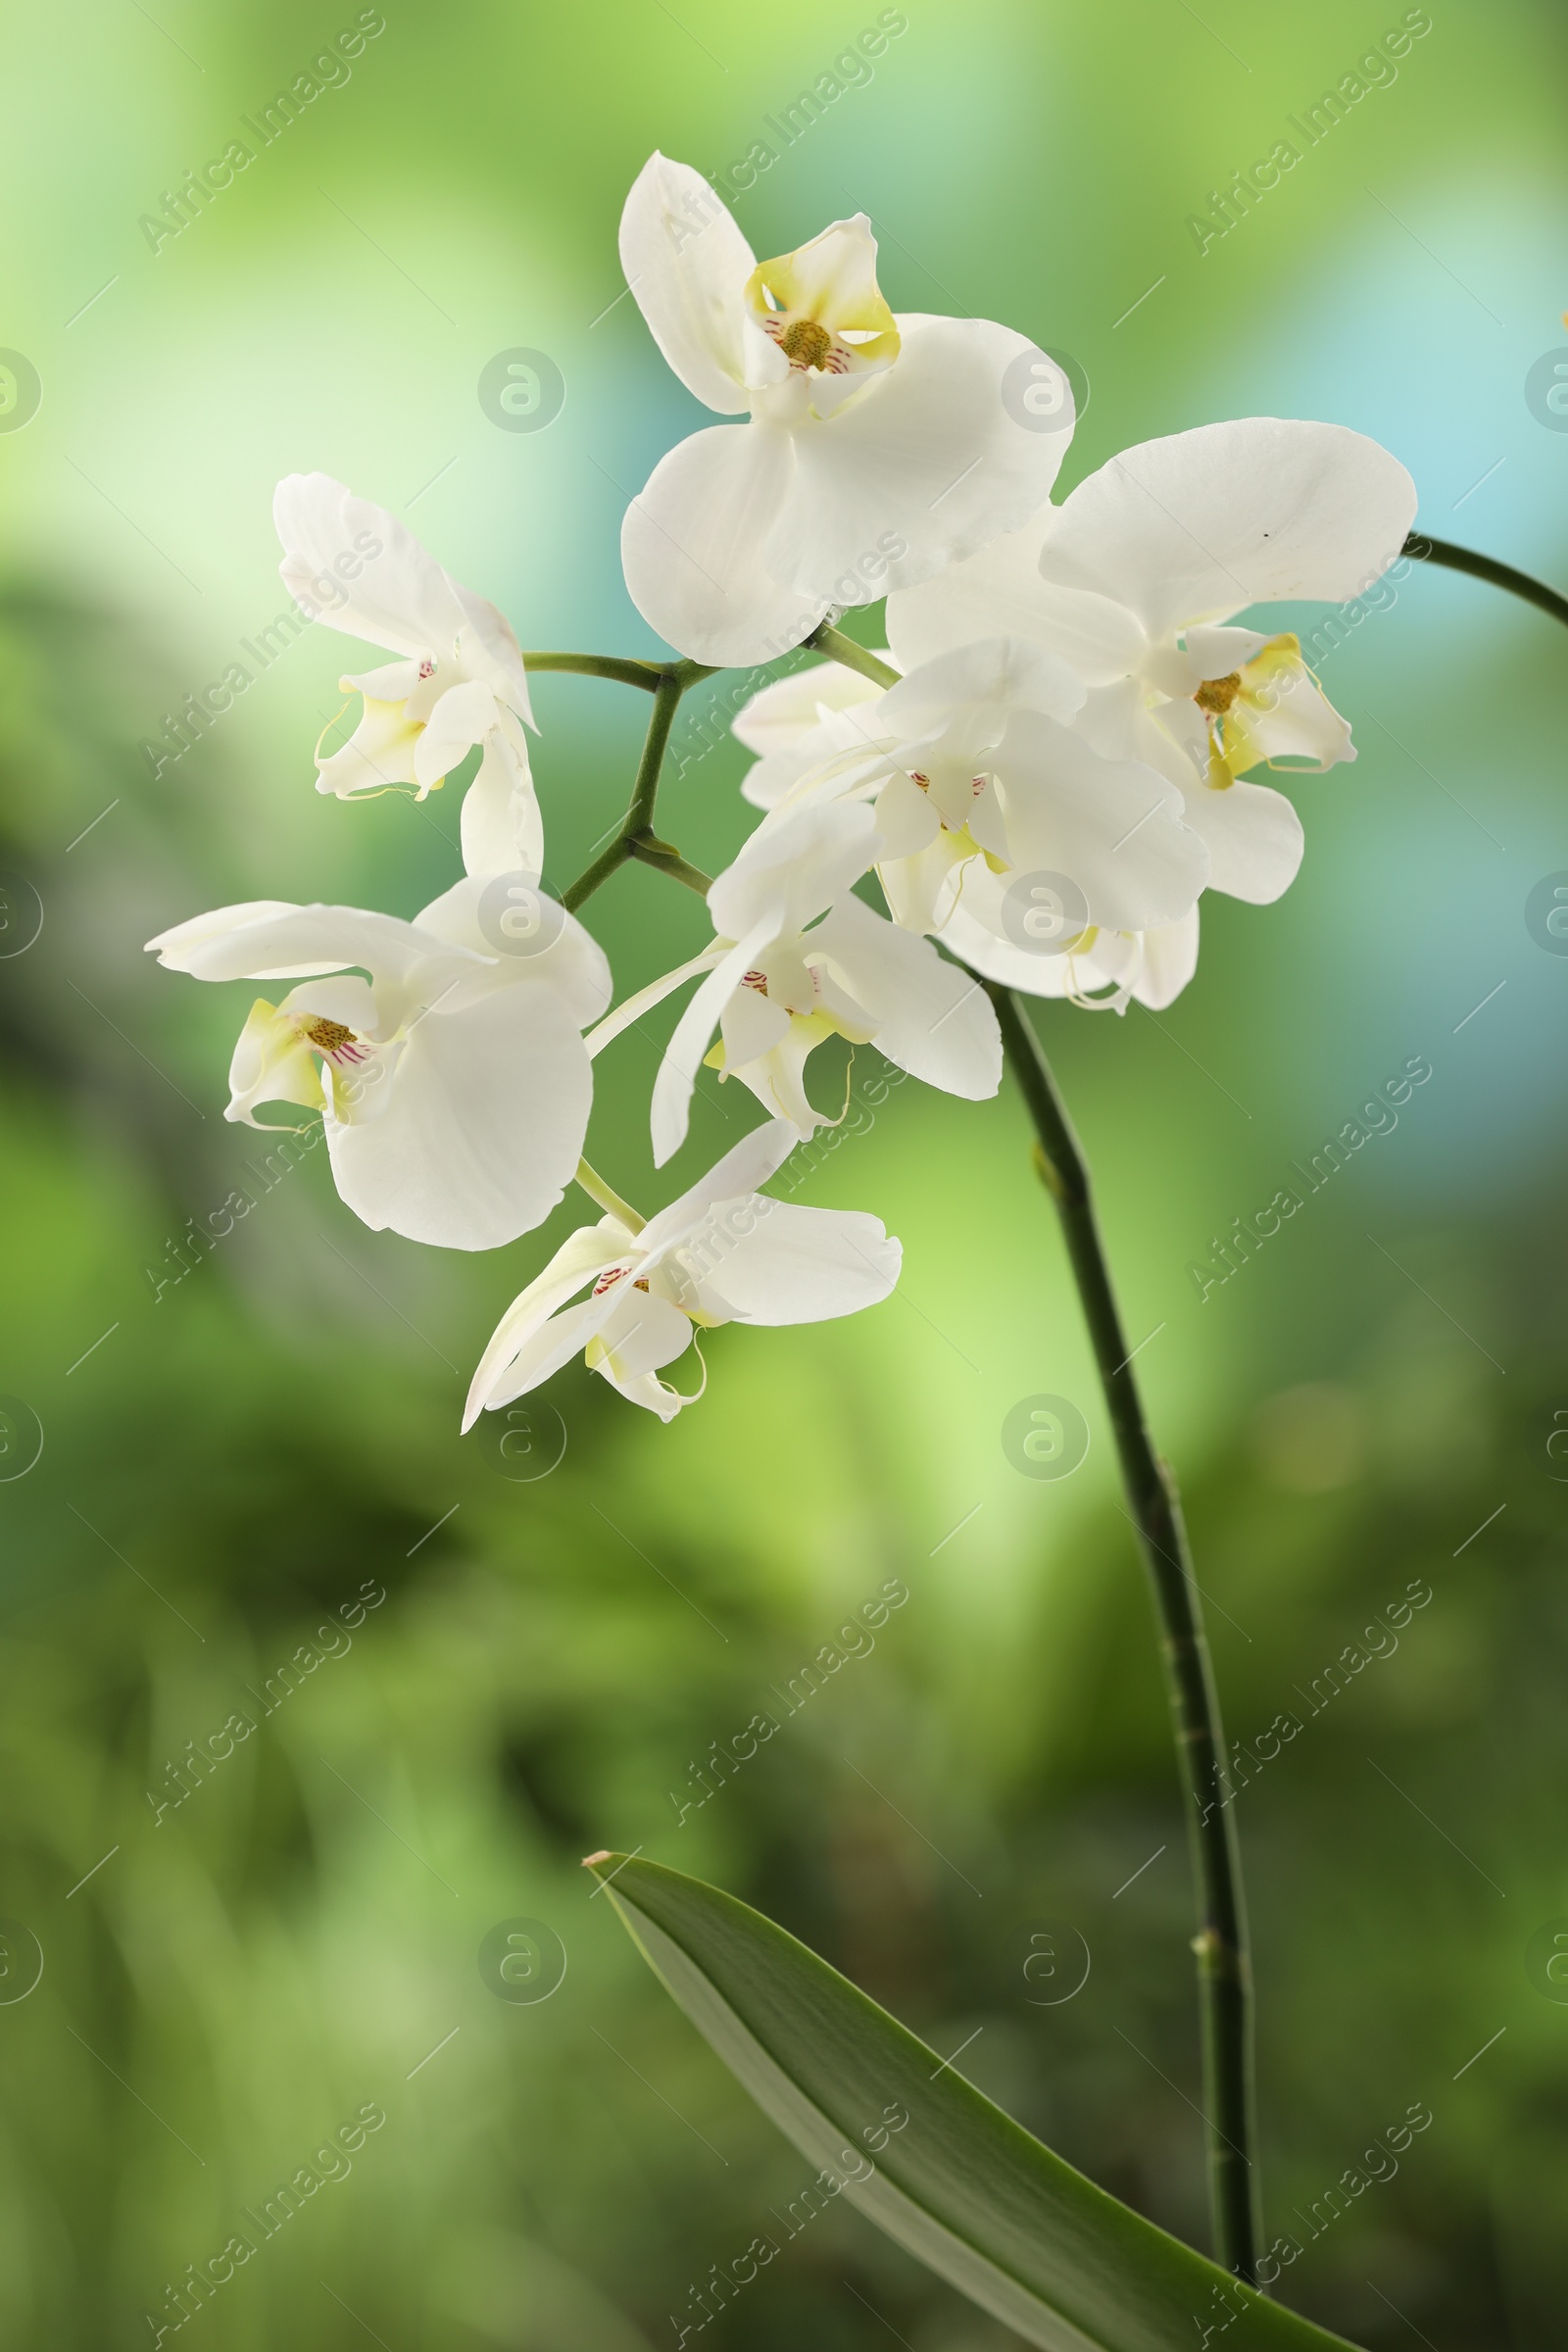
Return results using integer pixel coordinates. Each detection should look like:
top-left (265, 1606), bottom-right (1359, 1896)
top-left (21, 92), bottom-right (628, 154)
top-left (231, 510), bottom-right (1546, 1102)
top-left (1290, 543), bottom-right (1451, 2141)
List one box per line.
top-left (585, 1853), bottom-right (1360, 2352)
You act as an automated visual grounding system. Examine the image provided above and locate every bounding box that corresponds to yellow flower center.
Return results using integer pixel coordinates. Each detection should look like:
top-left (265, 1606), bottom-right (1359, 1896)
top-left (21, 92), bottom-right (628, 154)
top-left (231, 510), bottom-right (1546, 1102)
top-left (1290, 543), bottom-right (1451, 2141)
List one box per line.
top-left (1194, 672), bottom-right (1243, 716)
top-left (778, 318), bottom-right (833, 369)
top-left (304, 1016), bottom-right (357, 1053)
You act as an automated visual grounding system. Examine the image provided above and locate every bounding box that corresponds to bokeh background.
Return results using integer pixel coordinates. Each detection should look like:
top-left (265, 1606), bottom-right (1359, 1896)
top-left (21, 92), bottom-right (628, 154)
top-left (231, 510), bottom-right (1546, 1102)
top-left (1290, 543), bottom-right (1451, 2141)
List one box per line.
top-left (2, 1), bottom-right (1566, 2343)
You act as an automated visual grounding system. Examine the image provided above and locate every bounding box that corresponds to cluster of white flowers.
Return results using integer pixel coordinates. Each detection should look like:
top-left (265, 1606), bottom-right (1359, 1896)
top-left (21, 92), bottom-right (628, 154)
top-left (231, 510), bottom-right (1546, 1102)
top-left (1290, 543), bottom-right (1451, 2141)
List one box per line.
top-left (148, 153), bottom-right (1417, 1430)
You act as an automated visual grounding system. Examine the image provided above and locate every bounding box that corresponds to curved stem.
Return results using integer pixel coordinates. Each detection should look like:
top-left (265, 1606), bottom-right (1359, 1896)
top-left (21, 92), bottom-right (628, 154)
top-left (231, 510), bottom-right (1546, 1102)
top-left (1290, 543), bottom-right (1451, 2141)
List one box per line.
top-left (522, 651), bottom-right (669, 691)
top-left (627, 837), bottom-right (714, 897)
top-left (574, 1157), bottom-right (644, 1232)
top-left (805, 621), bottom-right (901, 690)
top-left (1402, 532), bottom-right (1568, 632)
top-left (985, 982), bottom-right (1260, 2283)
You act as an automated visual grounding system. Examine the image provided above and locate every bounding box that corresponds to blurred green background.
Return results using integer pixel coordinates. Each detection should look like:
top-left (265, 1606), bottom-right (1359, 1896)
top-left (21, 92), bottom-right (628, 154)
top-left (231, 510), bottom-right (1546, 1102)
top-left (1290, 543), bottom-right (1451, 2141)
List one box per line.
top-left (2, 1), bottom-right (1566, 2343)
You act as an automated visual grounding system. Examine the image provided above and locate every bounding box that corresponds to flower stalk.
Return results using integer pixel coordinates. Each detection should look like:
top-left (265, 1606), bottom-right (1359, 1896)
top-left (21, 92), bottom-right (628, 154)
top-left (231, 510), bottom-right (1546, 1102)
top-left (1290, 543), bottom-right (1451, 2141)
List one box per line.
top-left (984, 980), bottom-right (1260, 2281)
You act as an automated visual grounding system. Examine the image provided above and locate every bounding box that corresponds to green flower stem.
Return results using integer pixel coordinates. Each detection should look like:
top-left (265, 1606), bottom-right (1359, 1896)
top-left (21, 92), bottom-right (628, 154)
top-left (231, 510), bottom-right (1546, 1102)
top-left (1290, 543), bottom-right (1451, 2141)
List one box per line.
top-left (522, 651), bottom-right (669, 691)
top-left (805, 622), bottom-right (901, 688)
top-left (985, 981), bottom-right (1260, 2285)
top-left (627, 836), bottom-right (714, 898)
top-left (561, 668), bottom-right (692, 914)
top-left (574, 1157), bottom-right (645, 1231)
top-left (1403, 532), bottom-right (1568, 631)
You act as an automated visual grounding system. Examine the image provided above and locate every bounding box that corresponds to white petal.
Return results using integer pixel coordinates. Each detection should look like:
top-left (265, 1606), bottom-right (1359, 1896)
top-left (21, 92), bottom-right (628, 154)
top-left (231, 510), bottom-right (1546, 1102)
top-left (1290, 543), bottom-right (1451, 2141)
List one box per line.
top-left (638, 1119), bottom-right (800, 1257)
top-left (732, 661), bottom-right (890, 755)
top-left (414, 878), bottom-right (612, 1026)
top-left (594, 1289), bottom-right (695, 1380)
top-left (651, 925), bottom-right (775, 1166)
top-left (457, 715), bottom-right (545, 881)
top-left (766, 316), bottom-right (1069, 607)
top-left (741, 703), bottom-right (892, 812)
top-left (619, 152), bottom-right (753, 415)
top-left (584, 949), bottom-right (727, 1060)
top-left (1179, 775), bottom-right (1303, 904)
top-left (621, 424), bottom-right (828, 665)
top-left (719, 981), bottom-right (792, 1067)
top-left (704, 1201), bottom-right (902, 1324)
top-left (997, 710), bottom-right (1210, 932)
top-left (147, 901), bottom-right (306, 968)
top-left (463, 1224), bottom-right (632, 1427)
top-left (452, 582), bottom-right (534, 727)
top-left (273, 473), bottom-right (468, 661)
top-left (888, 514), bottom-right (1147, 686)
top-left (1039, 419), bottom-right (1418, 637)
top-left (1130, 907), bottom-right (1200, 1009)
top-left (709, 800), bottom-right (880, 943)
top-left (808, 895), bottom-right (1002, 1101)
top-left (147, 901), bottom-right (463, 994)
top-left (875, 635), bottom-right (1087, 739)
top-left (325, 986), bottom-right (592, 1250)
top-left (414, 680), bottom-right (498, 789)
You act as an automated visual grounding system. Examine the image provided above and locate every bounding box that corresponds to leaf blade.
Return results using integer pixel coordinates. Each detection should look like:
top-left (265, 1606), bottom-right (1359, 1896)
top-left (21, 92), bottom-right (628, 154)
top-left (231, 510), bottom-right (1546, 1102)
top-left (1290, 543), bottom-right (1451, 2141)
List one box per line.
top-left (587, 1853), bottom-right (1359, 2352)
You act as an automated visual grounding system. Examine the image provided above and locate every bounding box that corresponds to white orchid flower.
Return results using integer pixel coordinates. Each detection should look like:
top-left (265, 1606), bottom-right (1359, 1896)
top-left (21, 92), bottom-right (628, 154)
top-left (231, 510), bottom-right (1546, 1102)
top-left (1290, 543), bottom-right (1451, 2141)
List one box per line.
top-left (464, 1120), bottom-right (901, 1426)
top-left (735, 640), bottom-right (1210, 997)
top-left (587, 801), bottom-right (1001, 1164)
top-left (275, 473), bottom-right (542, 879)
top-left (887, 418), bottom-right (1418, 936)
top-left (616, 154), bottom-right (1073, 666)
top-left (146, 881), bottom-right (611, 1250)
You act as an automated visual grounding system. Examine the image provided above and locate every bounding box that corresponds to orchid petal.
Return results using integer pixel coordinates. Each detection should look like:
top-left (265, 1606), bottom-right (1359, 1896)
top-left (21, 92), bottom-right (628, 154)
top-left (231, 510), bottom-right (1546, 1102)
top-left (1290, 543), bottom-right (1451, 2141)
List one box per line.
top-left (620, 152), bottom-right (754, 415)
top-left (704, 1201), bottom-right (902, 1325)
top-left (1039, 419), bottom-right (1418, 638)
top-left (324, 985), bottom-right (591, 1250)
top-left (621, 423), bottom-right (828, 666)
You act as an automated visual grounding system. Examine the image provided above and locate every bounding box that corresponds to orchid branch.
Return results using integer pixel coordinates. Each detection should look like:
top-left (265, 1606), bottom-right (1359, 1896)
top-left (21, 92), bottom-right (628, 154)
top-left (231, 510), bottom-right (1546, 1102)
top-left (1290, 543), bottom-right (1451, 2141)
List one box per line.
top-left (805, 621), bottom-right (900, 688)
top-left (561, 667), bottom-right (695, 913)
top-left (984, 981), bottom-right (1261, 2285)
top-left (520, 651), bottom-right (669, 690)
top-left (1403, 531), bottom-right (1568, 631)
